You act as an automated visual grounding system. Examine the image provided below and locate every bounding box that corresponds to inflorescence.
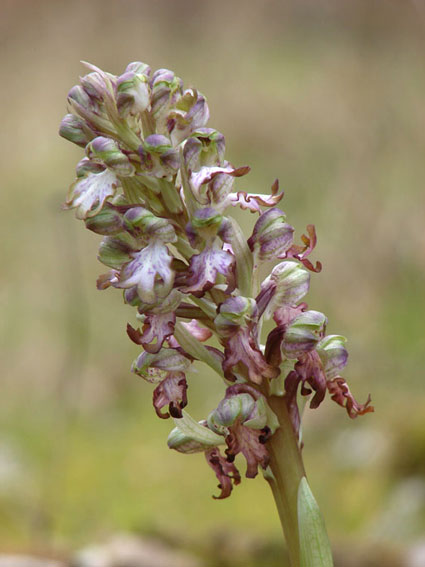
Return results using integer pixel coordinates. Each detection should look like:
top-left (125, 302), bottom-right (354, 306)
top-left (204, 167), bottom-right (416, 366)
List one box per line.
top-left (60, 61), bottom-right (373, 499)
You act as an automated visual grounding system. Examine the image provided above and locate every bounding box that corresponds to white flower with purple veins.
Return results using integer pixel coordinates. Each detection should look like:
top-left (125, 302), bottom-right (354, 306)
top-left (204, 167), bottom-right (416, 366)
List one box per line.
top-left (66, 169), bottom-right (118, 220)
top-left (117, 240), bottom-right (174, 304)
top-left (61, 59), bottom-right (374, 567)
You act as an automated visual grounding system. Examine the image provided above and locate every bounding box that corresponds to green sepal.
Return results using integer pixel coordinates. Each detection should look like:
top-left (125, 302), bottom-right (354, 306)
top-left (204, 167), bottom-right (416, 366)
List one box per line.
top-left (167, 410), bottom-right (224, 454)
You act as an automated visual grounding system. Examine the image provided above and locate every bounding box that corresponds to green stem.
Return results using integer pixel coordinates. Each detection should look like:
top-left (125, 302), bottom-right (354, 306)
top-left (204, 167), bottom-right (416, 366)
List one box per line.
top-left (266, 395), bottom-right (306, 567)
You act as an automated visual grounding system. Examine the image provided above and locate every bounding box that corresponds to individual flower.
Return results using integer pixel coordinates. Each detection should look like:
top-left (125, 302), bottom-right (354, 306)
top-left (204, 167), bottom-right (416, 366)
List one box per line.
top-left (65, 169), bottom-right (119, 220)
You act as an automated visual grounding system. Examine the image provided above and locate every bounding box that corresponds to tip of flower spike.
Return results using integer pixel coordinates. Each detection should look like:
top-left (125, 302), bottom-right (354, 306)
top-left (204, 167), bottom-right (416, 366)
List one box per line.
top-left (80, 60), bottom-right (102, 74)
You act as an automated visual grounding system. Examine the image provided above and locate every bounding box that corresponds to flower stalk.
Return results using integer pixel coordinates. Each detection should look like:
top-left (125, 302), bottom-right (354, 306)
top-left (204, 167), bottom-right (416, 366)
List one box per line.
top-left (60, 60), bottom-right (374, 566)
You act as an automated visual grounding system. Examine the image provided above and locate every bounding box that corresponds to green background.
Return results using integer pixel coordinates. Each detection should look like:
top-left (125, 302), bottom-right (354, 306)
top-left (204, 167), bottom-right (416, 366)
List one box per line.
top-left (1, 1), bottom-right (424, 564)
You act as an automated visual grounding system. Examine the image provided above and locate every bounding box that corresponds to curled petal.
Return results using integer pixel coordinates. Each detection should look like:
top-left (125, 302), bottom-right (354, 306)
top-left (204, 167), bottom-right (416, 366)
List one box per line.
top-left (295, 351), bottom-right (327, 409)
top-left (223, 327), bottom-right (279, 384)
top-left (116, 240), bottom-right (174, 304)
top-left (228, 178), bottom-right (284, 213)
top-left (205, 447), bottom-right (241, 499)
top-left (327, 377), bottom-right (374, 419)
top-left (127, 311), bottom-right (175, 354)
top-left (153, 372), bottom-right (188, 419)
top-left (65, 169), bottom-right (118, 220)
top-left (225, 421), bottom-right (270, 479)
top-left (285, 224), bottom-right (322, 273)
top-left (96, 270), bottom-right (119, 290)
top-left (284, 370), bottom-right (302, 435)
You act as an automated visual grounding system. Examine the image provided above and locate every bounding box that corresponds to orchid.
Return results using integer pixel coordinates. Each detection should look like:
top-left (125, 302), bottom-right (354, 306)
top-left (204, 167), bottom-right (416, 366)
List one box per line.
top-left (60, 60), bottom-right (373, 567)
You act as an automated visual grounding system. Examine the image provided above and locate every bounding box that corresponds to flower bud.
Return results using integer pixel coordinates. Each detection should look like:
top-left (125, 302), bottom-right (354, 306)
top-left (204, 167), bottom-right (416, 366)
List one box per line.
top-left (87, 136), bottom-right (135, 176)
top-left (168, 89), bottom-right (210, 145)
top-left (98, 232), bottom-right (136, 269)
top-left (125, 61), bottom-right (151, 75)
top-left (132, 348), bottom-right (191, 381)
top-left (85, 207), bottom-right (124, 235)
top-left (150, 69), bottom-right (183, 125)
top-left (123, 207), bottom-right (176, 243)
top-left (248, 208), bottom-right (294, 261)
top-left (139, 134), bottom-right (180, 179)
top-left (80, 72), bottom-right (107, 102)
top-left (186, 207), bottom-right (223, 246)
top-left (259, 261), bottom-right (310, 318)
top-left (116, 71), bottom-right (151, 116)
top-left (316, 335), bottom-right (348, 378)
top-left (59, 114), bottom-right (93, 147)
top-left (214, 296), bottom-right (256, 336)
top-left (167, 413), bottom-right (223, 454)
top-left (208, 393), bottom-right (256, 433)
top-left (75, 157), bottom-right (105, 177)
top-left (67, 85), bottom-right (92, 109)
top-left (281, 310), bottom-right (327, 358)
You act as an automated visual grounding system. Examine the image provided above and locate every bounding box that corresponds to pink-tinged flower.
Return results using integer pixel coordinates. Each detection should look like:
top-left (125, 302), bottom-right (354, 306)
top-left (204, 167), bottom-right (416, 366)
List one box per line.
top-left (150, 68), bottom-right (183, 132)
top-left (248, 208), bottom-right (294, 262)
top-left (188, 164), bottom-right (250, 207)
top-left (59, 113), bottom-right (94, 147)
top-left (116, 240), bottom-right (175, 304)
top-left (280, 310), bottom-right (327, 358)
top-left (85, 206), bottom-right (124, 236)
top-left (228, 178), bottom-right (284, 213)
top-left (205, 447), bottom-right (241, 500)
top-left (257, 262), bottom-right (310, 320)
top-left (215, 297), bottom-right (279, 384)
top-left (225, 420), bottom-right (270, 478)
top-left (285, 224), bottom-right (322, 273)
top-left (316, 335), bottom-right (348, 379)
top-left (208, 389), bottom-right (277, 480)
top-left (138, 134), bottom-right (180, 179)
top-left (126, 312), bottom-right (176, 354)
top-left (183, 129), bottom-right (225, 171)
top-left (294, 350), bottom-right (328, 409)
top-left (152, 372), bottom-right (188, 419)
top-left (86, 136), bottom-right (135, 176)
top-left (167, 88), bottom-right (210, 145)
top-left (116, 69), bottom-right (151, 116)
top-left (327, 377), bottom-right (374, 419)
top-left (132, 348), bottom-right (192, 382)
top-left (180, 242), bottom-right (235, 295)
top-left (66, 169), bottom-right (119, 220)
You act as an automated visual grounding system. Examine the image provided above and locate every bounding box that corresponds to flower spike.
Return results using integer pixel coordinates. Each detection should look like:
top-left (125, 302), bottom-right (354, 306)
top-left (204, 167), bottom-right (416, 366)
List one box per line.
top-left (60, 60), bottom-right (373, 514)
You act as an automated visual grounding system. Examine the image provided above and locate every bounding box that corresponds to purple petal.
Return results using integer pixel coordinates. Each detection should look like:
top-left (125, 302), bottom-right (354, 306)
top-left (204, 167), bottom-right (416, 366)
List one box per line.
top-left (327, 377), bottom-right (374, 419)
top-left (153, 372), bottom-right (188, 419)
top-left (228, 179), bottom-right (283, 213)
top-left (180, 244), bottom-right (234, 295)
top-left (205, 447), bottom-right (241, 499)
top-left (225, 421), bottom-right (270, 479)
top-left (223, 327), bottom-right (280, 384)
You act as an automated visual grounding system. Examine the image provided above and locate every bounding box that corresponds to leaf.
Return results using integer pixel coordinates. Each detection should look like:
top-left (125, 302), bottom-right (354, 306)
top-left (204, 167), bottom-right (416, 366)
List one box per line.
top-left (298, 476), bottom-right (334, 567)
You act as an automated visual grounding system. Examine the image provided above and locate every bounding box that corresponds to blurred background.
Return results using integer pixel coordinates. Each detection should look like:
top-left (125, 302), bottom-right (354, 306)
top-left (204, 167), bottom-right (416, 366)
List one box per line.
top-left (1, 0), bottom-right (425, 565)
